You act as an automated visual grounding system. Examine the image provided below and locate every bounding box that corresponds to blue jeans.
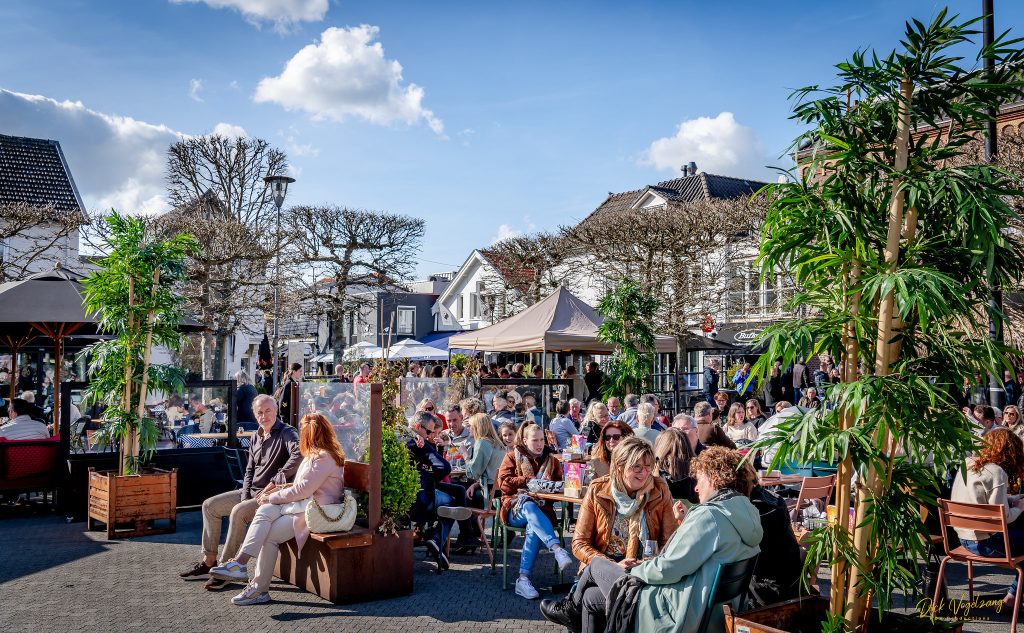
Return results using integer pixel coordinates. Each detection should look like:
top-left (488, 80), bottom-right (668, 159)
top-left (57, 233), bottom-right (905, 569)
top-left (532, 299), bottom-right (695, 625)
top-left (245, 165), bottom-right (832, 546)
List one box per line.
top-left (960, 528), bottom-right (1024, 595)
top-left (507, 500), bottom-right (559, 575)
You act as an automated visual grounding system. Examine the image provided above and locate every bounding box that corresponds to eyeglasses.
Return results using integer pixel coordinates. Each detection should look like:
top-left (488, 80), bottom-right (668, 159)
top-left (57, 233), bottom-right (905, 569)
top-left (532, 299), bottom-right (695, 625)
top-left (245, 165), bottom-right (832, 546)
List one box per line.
top-left (604, 433), bottom-right (623, 441)
top-left (424, 406), bottom-right (434, 412)
top-left (630, 464), bottom-right (654, 474)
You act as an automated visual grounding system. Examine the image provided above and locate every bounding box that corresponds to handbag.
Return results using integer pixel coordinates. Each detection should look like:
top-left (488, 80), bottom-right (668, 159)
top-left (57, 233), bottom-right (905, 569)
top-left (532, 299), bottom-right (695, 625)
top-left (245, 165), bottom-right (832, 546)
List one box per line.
top-left (305, 489), bottom-right (357, 533)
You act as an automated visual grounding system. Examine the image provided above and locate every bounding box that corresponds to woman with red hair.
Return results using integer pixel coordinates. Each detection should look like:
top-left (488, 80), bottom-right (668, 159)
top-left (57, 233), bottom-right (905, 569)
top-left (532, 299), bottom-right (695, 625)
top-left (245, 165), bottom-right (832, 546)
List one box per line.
top-left (952, 427), bottom-right (1024, 609)
top-left (210, 413), bottom-right (346, 605)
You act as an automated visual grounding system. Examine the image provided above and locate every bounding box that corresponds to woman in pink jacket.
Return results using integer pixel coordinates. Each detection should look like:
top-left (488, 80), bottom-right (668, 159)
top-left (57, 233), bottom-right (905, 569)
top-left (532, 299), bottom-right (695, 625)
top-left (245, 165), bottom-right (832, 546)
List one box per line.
top-left (210, 412), bottom-right (346, 605)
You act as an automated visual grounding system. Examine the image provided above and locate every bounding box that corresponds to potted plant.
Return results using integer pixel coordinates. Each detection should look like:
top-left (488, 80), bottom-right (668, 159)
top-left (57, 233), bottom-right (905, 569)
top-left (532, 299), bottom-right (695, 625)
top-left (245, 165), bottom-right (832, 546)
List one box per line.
top-left (83, 212), bottom-right (196, 539)
top-left (743, 10), bottom-right (1024, 633)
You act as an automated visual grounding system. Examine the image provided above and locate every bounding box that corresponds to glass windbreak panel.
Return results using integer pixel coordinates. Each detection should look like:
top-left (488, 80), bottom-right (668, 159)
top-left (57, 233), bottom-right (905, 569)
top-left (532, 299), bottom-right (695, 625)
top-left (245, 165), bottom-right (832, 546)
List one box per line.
top-left (400, 377), bottom-right (451, 420)
top-left (164, 384), bottom-right (233, 450)
top-left (299, 381), bottom-right (371, 461)
top-left (480, 380), bottom-right (570, 429)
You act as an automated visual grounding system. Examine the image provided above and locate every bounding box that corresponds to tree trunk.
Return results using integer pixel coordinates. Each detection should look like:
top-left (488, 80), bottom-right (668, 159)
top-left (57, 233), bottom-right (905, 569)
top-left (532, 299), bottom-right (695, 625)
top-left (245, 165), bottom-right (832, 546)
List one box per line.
top-left (132, 268), bottom-right (160, 470)
top-left (332, 309), bottom-right (345, 366)
top-left (201, 330), bottom-right (215, 380)
top-left (120, 278), bottom-right (136, 477)
top-left (676, 334), bottom-right (689, 401)
top-left (845, 74), bottom-right (913, 629)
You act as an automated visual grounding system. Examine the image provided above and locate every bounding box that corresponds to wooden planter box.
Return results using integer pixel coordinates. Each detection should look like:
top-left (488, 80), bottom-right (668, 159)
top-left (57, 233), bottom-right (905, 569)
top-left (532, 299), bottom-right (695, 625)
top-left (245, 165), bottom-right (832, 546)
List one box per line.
top-left (87, 467), bottom-right (177, 539)
top-left (724, 596), bottom-right (963, 633)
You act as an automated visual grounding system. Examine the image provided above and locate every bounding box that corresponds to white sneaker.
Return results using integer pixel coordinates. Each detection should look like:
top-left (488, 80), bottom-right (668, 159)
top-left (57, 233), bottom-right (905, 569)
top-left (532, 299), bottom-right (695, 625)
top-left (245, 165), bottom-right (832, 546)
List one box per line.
top-left (515, 576), bottom-right (540, 600)
top-left (210, 560), bottom-right (248, 581)
top-left (554, 547), bottom-right (574, 572)
top-left (437, 506), bottom-right (473, 521)
top-left (231, 582), bottom-right (270, 606)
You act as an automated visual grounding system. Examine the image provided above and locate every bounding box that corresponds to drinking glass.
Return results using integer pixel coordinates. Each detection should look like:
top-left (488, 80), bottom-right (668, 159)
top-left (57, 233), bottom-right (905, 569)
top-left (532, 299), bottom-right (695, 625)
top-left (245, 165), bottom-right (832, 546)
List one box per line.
top-left (643, 539), bottom-right (658, 559)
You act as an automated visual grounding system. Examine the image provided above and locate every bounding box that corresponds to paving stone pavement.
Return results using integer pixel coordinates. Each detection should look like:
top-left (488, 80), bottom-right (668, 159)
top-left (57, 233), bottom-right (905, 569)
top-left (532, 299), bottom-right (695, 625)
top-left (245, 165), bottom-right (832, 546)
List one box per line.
top-left (0, 509), bottom-right (565, 633)
top-left (0, 507), bottom-right (1020, 633)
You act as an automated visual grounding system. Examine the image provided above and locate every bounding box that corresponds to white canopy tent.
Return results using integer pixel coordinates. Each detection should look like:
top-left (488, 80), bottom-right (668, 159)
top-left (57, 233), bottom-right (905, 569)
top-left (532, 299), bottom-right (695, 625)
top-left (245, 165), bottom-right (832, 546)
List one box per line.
top-left (386, 339), bottom-right (449, 361)
top-left (342, 341), bottom-right (384, 361)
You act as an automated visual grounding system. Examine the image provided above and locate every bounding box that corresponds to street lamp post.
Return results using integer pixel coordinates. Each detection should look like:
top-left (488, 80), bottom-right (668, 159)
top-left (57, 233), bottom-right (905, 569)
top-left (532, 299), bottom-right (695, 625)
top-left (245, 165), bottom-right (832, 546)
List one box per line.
top-left (983, 0), bottom-right (1004, 408)
top-left (264, 174), bottom-right (295, 394)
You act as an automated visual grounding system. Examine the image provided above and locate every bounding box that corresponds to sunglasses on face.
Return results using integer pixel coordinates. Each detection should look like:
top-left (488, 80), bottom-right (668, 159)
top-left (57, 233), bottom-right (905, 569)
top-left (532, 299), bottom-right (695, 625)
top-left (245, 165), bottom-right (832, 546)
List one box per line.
top-left (424, 406), bottom-right (434, 411)
top-left (604, 433), bottom-right (623, 441)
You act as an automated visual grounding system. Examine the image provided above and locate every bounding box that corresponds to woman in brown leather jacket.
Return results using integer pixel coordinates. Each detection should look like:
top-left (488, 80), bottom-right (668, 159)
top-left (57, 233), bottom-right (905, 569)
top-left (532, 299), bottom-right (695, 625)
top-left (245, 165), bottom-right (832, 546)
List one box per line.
top-left (571, 436), bottom-right (678, 570)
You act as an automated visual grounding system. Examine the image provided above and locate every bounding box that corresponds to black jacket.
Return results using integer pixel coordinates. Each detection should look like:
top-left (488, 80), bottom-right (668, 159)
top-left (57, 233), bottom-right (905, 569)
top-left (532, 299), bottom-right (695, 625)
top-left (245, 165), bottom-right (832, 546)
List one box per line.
top-left (747, 485), bottom-right (803, 606)
top-left (235, 384), bottom-right (258, 424)
top-left (241, 420), bottom-right (301, 500)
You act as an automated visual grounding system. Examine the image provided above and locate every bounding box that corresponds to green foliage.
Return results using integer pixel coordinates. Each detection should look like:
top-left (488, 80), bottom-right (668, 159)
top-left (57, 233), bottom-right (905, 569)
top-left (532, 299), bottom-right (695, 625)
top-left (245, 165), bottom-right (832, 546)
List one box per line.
top-left (372, 358), bottom-right (419, 534)
top-left (449, 353), bottom-right (470, 370)
top-left (80, 212), bottom-right (196, 475)
top-left (750, 9), bottom-right (1024, 623)
top-left (597, 280), bottom-right (658, 398)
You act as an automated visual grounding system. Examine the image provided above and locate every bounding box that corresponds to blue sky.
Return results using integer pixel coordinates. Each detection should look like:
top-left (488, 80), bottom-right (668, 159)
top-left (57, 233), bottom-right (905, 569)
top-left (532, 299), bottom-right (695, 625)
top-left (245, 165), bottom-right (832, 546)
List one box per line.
top-left (1, 0), bottom-right (1021, 275)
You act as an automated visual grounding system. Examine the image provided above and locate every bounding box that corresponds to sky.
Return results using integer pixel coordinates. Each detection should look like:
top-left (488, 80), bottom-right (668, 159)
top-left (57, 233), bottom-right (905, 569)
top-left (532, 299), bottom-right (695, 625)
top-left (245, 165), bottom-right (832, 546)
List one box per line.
top-left (2, 0), bottom-right (1022, 277)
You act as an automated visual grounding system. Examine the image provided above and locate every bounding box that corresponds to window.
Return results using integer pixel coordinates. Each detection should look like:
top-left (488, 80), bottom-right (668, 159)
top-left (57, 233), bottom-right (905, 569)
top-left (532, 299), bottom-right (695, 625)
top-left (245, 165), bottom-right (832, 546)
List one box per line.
top-left (456, 295), bottom-right (464, 319)
top-left (397, 306), bottom-right (415, 335)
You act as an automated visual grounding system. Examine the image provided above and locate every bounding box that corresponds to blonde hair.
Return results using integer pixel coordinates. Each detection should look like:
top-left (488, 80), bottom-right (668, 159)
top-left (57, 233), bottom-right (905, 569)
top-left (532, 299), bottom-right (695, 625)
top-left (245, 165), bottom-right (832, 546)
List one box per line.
top-left (636, 402), bottom-right (656, 429)
top-left (515, 421), bottom-right (544, 447)
top-left (460, 397), bottom-right (483, 416)
top-left (583, 401), bottom-right (608, 425)
top-left (467, 412), bottom-right (503, 451)
top-left (610, 436), bottom-right (656, 493)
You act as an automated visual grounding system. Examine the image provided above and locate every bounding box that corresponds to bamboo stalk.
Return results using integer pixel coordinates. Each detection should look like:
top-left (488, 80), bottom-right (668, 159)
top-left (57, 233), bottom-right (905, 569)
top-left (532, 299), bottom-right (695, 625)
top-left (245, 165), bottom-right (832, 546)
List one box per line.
top-left (132, 268), bottom-right (161, 471)
top-left (831, 261), bottom-right (862, 613)
top-left (845, 74), bottom-right (914, 628)
top-left (121, 277), bottom-right (135, 476)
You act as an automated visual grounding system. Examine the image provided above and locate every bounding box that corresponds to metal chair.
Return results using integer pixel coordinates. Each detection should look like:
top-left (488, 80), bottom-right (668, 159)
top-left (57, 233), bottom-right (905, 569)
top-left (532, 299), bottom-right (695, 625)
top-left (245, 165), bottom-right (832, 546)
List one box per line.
top-left (933, 499), bottom-right (1024, 633)
top-left (787, 475), bottom-right (835, 521)
top-left (495, 491), bottom-right (564, 590)
top-left (222, 447), bottom-right (247, 488)
top-left (698, 554), bottom-right (759, 633)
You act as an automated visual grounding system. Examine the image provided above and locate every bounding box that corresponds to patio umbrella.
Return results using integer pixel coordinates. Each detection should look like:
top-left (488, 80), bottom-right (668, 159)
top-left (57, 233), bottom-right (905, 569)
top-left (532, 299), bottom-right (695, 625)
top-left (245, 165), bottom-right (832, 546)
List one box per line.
top-left (257, 332), bottom-right (273, 370)
top-left (387, 340), bottom-right (449, 362)
top-left (343, 341), bottom-right (383, 361)
top-left (0, 265), bottom-right (205, 434)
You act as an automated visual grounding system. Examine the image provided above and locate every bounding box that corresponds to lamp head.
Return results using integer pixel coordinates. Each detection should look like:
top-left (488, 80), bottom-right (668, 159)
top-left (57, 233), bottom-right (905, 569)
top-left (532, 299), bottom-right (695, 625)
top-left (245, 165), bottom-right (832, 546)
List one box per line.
top-left (263, 174), bottom-right (295, 208)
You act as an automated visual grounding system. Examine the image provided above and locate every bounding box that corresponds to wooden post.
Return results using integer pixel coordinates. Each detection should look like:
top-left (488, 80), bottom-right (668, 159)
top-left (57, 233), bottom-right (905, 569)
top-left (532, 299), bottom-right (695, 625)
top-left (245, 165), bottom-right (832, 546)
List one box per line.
top-left (368, 383), bottom-right (383, 533)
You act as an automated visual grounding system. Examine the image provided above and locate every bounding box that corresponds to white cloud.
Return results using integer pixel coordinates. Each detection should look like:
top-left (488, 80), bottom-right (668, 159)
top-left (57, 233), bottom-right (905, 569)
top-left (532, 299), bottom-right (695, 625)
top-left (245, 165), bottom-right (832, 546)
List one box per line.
top-left (641, 112), bottom-right (768, 179)
top-left (254, 25), bottom-right (444, 135)
top-left (0, 89), bottom-right (185, 214)
top-left (212, 122), bottom-right (248, 138)
top-left (189, 78), bottom-right (204, 102)
top-left (229, 80), bottom-right (240, 90)
top-left (490, 224), bottom-right (521, 244)
top-left (170, 0), bottom-right (328, 30)
top-left (279, 127), bottom-right (318, 157)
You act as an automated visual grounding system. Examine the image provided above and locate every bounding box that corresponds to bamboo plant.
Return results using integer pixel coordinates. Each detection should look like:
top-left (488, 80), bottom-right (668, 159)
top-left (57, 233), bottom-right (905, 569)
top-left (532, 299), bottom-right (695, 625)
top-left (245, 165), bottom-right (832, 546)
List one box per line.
top-left (597, 280), bottom-right (659, 398)
top-left (750, 11), bottom-right (1024, 632)
top-left (81, 212), bottom-right (196, 475)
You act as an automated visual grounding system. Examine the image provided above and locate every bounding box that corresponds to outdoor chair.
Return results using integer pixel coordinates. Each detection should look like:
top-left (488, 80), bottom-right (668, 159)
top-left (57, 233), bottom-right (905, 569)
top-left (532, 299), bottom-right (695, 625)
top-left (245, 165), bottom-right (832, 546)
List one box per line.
top-left (444, 482), bottom-right (497, 568)
top-left (787, 475), bottom-right (835, 521)
top-left (698, 554), bottom-right (759, 633)
top-left (222, 447), bottom-right (247, 488)
top-left (933, 499), bottom-right (1024, 633)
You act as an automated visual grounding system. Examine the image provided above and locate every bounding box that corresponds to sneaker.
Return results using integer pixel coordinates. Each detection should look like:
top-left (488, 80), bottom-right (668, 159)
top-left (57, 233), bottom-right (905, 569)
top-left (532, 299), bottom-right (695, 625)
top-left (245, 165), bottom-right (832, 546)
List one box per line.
top-left (554, 547), bottom-right (574, 572)
top-left (437, 506), bottom-right (473, 521)
top-left (437, 548), bottom-right (450, 572)
top-left (230, 583), bottom-right (270, 606)
top-left (204, 577), bottom-right (228, 591)
top-left (179, 561), bottom-right (214, 578)
top-left (209, 560), bottom-right (248, 581)
top-left (424, 537), bottom-right (450, 571)
top-left (515, 576), bottom-right (540, 600)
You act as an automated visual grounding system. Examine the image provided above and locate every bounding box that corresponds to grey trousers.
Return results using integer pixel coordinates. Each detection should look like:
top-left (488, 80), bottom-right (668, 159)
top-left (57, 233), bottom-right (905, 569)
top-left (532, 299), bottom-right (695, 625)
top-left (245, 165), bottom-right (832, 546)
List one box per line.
top-left (573, 556), bottom-right (627, 633)
top-left (201, 489), bottom-right (258, 560)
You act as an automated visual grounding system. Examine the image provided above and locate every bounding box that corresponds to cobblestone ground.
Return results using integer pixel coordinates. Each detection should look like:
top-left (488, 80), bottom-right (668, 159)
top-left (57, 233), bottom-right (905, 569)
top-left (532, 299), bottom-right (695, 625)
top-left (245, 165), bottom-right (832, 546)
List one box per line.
top-left (0, 505), bottom-right (1018, 633)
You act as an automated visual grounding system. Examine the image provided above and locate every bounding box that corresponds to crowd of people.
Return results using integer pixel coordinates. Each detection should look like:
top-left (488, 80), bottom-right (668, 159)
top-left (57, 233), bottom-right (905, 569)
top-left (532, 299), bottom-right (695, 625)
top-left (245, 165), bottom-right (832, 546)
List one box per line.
top-left (162, 352), bottom-right (1024, 633)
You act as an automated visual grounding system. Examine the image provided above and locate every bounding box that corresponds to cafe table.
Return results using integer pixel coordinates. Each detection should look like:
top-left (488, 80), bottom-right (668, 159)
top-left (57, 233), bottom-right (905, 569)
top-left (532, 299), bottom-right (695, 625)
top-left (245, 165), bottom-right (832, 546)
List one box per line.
top-left (529, 490), bottom-right (586, 542)
top-left (759, 474), bottom-right (804, 487)
top-left (189, 430), bottom-right (255, 444)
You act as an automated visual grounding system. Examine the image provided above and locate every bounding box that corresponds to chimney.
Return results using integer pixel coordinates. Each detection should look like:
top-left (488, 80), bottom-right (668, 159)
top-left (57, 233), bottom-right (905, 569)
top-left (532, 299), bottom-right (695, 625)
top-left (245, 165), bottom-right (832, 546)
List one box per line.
top-left (688, 161), bottom-right (698, 175)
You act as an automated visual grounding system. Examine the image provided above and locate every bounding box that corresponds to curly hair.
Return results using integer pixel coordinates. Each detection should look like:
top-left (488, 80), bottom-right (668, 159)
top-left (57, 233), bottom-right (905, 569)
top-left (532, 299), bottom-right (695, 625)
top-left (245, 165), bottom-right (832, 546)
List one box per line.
top-left (691, 446), bottom-right (752, 494)
top-left (593, 420), bottom-right (635, 464)
top-left (973, 428), bottom-right (1024, 485)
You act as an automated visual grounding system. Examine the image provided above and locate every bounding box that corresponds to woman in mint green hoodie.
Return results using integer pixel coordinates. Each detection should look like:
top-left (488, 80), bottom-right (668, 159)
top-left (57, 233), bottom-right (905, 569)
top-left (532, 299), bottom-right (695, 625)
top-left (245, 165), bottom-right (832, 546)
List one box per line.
top-left (541, 446), bottom-right (762, 633)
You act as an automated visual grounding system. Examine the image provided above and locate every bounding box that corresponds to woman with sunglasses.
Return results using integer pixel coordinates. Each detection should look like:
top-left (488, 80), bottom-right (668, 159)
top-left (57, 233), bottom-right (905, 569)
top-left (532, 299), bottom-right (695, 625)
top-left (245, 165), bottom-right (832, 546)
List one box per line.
top-left (590, 420), bottom-right (634, 478)
top-left (744, 399), bottom-right (767, 429)
top-left (417, 398), bottom-right (447, 429)
top-left (1005, 405), bottom-right (1024, 441)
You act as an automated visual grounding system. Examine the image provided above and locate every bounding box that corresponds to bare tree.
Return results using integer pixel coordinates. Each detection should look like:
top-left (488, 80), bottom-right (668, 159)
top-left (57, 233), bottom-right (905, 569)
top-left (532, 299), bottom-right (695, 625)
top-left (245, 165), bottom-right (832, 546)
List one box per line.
top-left (166, 135), bottom-right (288, 229)
top-left (284, 205), bottom-right (425, 363)
top-left (0, 202), bottom-right (84, 281)
top-left (153, 191), bottom-right (274, 379)
top-left (162, 135), bottom-right (289, 379)
top-left (477, 232), bottom-right (564, 320)
top-left (562, 196), bottom-right (767, 361)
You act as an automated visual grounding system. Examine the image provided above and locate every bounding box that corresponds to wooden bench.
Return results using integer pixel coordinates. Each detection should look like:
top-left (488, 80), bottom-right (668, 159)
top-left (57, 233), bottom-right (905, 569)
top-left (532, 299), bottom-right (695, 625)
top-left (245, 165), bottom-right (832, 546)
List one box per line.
top-left (274, 383), bottom-right (414, 603)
